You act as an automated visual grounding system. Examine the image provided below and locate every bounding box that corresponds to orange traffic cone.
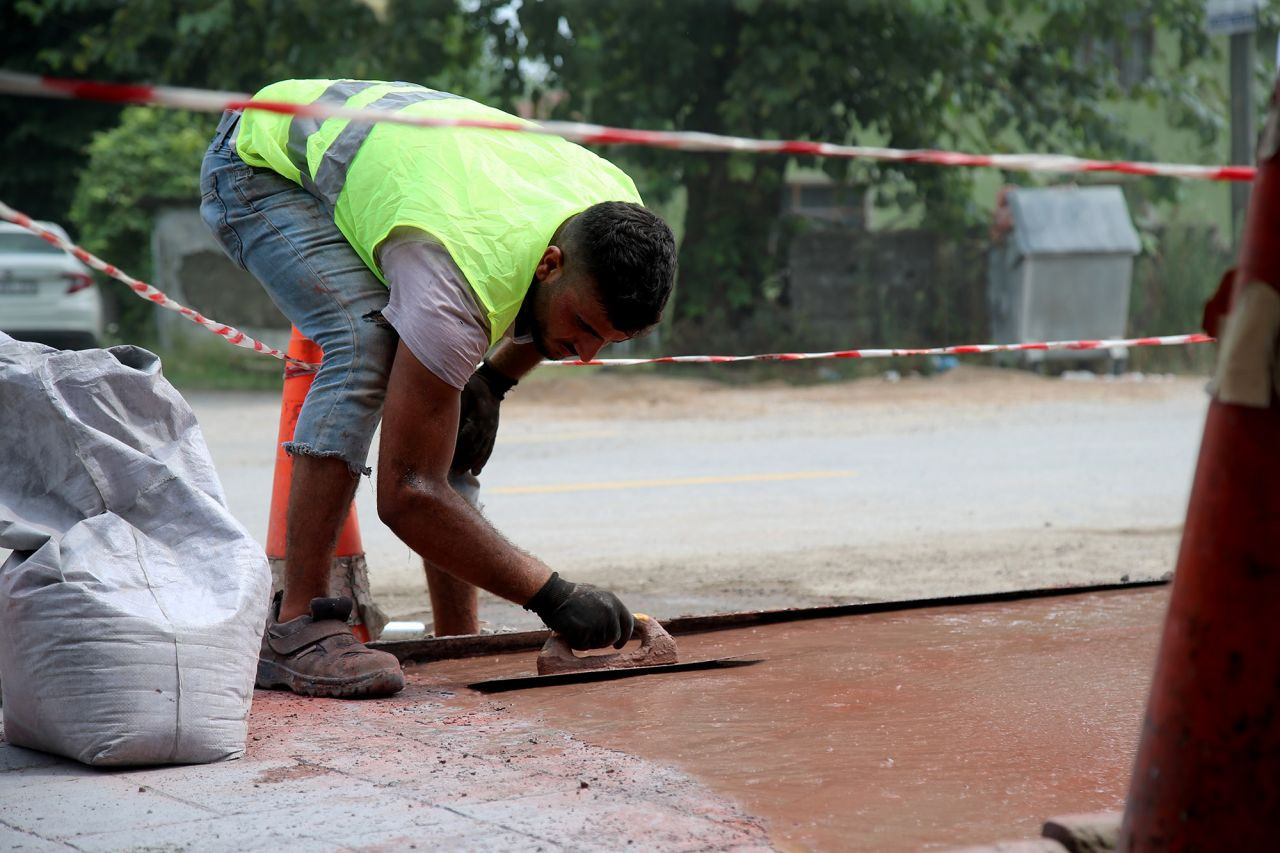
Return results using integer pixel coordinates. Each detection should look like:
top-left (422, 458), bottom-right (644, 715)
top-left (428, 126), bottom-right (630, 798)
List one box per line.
top-left (1119, 79), bottom-right (1280, 848)
top-left (265, 327), bottom-right (385, 642)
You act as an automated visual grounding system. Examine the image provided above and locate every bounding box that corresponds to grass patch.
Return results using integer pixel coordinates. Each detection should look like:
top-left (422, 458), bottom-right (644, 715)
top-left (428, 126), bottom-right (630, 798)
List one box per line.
top-left (105, 332), bottom-right (285, 392)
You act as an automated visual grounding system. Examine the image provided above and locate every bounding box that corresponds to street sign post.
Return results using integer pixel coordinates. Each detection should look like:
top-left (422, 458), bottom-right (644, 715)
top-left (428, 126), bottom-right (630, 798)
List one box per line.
top-left (1206, 0), bottom-right (1259, 35)
top-left (1208, 1), bottom-right (1261, 246)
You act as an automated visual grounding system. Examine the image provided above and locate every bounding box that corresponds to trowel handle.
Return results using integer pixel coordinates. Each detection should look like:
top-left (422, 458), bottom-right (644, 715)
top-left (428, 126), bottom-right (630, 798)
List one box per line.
top-left (537, 613), bottom-right (679, 676)
top-left (546, 612), bottom-right (653, 644)
top-left (630, 613), bottom-right (656, 643)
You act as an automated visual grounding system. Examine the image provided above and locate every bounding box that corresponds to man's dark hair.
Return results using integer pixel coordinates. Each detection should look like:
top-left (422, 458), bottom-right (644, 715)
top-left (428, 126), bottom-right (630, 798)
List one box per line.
top-left (563, 201), bottom-right (677, 333)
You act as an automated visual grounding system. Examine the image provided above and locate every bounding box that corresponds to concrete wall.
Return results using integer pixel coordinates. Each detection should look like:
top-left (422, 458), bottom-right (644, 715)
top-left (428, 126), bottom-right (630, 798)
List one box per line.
top-left (151, 205), bottom-right (290, 352)
top-left (788, 227), bottom-right (988, 352)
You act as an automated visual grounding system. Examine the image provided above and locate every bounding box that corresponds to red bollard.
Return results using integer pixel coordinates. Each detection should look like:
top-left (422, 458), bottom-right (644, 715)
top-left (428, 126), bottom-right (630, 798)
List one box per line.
top-left (265, 326), bottom-right (379, 642)
top-left (1120, 79), bottom-right (1280, 849)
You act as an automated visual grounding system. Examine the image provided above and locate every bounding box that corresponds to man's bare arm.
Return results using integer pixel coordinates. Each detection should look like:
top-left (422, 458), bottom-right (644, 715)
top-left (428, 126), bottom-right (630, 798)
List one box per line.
top-left (450, 337), bottom-right (544, 476)
top-left (377, 341), bottom-right (549, 605)
top-left (486, 337), bottom-right (545, 382)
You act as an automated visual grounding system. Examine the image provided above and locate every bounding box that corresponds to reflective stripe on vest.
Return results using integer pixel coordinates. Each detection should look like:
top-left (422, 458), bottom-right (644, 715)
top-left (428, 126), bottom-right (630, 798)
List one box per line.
top-left (236, 79), bottom-right (644, 345)
top-left (286, 80), bottom-right (376, 199)
top-left (287, 82), bottom-right (461, 208)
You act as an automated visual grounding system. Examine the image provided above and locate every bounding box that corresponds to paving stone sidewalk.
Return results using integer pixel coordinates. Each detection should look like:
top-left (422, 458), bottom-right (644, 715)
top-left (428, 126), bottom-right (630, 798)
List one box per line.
top-left (0, 673), bottom-right (770, 852)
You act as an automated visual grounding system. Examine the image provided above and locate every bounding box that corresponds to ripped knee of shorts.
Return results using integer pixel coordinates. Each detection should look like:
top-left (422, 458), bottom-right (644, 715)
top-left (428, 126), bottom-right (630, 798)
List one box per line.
top-left (283, 441), bottom-right (371, 478)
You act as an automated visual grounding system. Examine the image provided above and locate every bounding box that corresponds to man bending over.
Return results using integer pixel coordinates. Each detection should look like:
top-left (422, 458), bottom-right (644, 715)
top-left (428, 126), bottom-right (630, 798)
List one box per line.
top-left (199, 79), bottom-right (676, 698)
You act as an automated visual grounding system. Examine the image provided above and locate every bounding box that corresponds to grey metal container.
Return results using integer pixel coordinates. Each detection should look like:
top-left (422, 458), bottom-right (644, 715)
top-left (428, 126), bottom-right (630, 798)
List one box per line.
top-left (988, 186), bottom-right (1141, 368)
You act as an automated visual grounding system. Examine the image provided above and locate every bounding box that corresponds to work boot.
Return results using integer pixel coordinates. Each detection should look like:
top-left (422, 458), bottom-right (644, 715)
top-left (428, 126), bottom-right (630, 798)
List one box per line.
top-left (256, 592), bottom-right (405, 698)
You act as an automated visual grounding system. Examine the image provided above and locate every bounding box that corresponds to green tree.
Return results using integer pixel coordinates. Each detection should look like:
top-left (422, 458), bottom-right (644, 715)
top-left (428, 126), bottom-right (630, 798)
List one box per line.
top-left (1, 1), bottom-right (127, 222)
top-left (2, 0), bottom-right (488, 227)
top-left (68, 106), bottom-right (214, 337)
top-left (5, 0), bottom-right (489, 337)
top-left (477, 0), bottom-right (1226, 350)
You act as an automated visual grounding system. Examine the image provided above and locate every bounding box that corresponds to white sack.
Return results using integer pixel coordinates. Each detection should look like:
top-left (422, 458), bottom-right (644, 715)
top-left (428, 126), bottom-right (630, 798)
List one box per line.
top-left (0, 333), bottom-right (269, 765)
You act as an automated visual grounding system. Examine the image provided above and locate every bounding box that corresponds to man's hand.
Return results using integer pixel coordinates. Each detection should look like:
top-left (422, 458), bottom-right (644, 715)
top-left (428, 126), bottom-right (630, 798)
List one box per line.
top-left (524, 573), bottom-right (635, 650)
top-left (451, 360), bottom-right (517, 476)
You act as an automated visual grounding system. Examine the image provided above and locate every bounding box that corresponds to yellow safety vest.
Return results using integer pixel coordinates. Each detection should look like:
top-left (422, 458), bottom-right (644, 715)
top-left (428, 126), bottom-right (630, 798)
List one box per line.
top-left (234, 79), bottom-right (643, 343)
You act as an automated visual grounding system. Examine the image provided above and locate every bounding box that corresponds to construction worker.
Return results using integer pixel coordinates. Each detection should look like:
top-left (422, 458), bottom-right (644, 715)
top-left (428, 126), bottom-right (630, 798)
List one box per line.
top-left (199, 79), bottom-right (677, 698)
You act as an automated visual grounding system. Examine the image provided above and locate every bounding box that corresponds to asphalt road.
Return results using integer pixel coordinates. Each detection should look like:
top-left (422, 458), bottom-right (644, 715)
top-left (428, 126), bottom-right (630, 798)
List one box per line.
top-left (186, 366), bottom-right (1208, 632)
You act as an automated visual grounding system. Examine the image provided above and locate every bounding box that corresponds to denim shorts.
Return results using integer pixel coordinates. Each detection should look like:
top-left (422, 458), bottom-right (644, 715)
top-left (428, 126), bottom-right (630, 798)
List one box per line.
top-left (199, 111), bottom-right (397, 477)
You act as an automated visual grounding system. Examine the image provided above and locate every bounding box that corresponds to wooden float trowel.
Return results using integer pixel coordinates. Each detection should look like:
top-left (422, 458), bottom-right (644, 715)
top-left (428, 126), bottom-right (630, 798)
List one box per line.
top-left (468, 614), bottom-right (762, 693)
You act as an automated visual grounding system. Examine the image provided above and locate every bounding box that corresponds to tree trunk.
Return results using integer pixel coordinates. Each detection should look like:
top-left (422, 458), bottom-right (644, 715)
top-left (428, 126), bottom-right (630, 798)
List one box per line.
top-left (670, 157), bottom-right (785, 352)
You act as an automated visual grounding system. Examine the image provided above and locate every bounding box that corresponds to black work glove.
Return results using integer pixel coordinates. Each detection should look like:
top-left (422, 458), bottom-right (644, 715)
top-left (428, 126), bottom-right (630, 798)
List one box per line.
top-left (451, 360), bottom-right (517, 476)
top-left (525, 573), bottom-right (635, 651)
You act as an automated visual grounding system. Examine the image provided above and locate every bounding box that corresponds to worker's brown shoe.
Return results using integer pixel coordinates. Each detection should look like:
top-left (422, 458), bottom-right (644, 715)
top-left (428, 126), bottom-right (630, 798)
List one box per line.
top-left (256, 593), bottom-right (405, 698)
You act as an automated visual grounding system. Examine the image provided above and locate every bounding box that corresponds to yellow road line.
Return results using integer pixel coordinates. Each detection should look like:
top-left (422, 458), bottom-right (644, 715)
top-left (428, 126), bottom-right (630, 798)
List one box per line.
top-left (491, 470), bottom-right (856, 495)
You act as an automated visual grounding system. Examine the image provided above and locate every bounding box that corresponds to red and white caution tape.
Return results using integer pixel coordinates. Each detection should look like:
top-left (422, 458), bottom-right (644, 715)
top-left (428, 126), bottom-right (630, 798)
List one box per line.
top-left (545, 334), bottom-right (1215, 366)
top-left (0, 200), bottom-right (317, 370)
top-left (0, 70), bottom-right (1256, 183)
top-left (0, 200), bottom-right (1214, 371)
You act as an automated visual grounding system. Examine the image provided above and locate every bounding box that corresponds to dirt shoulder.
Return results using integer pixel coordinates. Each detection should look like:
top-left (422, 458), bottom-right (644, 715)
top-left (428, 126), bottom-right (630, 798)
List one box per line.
top-left (505, 364), bottom-right (1206, 421)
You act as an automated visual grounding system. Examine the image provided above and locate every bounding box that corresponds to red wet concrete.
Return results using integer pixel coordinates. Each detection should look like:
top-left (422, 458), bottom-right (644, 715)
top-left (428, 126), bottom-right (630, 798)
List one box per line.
top-left (413, 587), bottom-right (1167, 851)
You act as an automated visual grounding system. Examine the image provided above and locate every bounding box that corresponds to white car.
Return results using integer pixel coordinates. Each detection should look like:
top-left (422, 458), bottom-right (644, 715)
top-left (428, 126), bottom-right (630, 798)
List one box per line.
top-left (0, 221), bottom-right (104, 349)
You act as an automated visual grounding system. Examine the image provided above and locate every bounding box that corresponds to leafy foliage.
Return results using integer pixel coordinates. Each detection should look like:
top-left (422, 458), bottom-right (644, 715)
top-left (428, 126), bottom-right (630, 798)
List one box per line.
top-left (1, 0), bottom-right (1255, 354)
top-left (1129, 224), bottom-right (1229, 373)
top-left (3, 0), bottom-right (488, 337)
top-left (14, 0), bottom-right (488, 94)
top-left (1, 1), bottom-right (126, 221)
top-left (2, 0), bottom-right (488, 225)
top-left (476, 0), bottom-right (1228, 349)
top-left (68, 106), bottom-right (214, 335)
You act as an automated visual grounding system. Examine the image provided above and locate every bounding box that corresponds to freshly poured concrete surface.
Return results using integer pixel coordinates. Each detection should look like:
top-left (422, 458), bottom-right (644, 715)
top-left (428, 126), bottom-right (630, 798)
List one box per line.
top-left (418, 587), bottom-right (1166, 850)
top-left (0, 587), bottom-right (1164, 851)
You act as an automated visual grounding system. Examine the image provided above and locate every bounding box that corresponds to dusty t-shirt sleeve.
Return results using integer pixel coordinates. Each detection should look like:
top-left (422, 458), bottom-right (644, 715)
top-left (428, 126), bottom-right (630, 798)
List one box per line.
top-left (379, 234), bottom-right (490, 390)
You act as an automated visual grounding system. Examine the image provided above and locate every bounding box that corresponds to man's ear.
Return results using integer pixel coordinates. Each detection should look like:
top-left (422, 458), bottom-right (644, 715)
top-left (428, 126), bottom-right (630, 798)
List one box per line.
top-left (534, 245), bottom-right (564, 282)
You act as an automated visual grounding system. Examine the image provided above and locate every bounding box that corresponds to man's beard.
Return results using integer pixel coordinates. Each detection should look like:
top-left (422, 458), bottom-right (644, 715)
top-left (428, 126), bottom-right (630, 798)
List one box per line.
top-left (517, 277), bottom-right (557, 359)
top-left (531, 328), bottom-right (557, 360)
